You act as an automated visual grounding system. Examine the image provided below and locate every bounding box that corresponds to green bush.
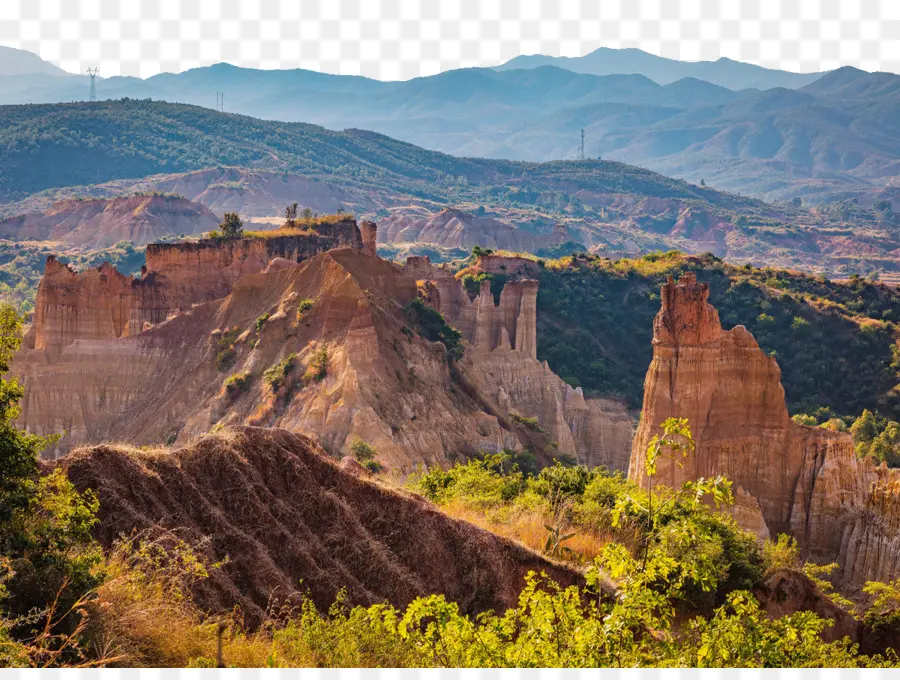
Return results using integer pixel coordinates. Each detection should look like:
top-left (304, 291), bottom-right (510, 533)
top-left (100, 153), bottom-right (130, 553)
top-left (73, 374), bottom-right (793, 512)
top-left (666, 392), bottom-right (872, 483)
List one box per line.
top-left (304, 347), bottom-right (328, 383)
top-left (264, 353), bottom-right (297, 390)
top-left (0, 304), bottom-right (103, 655)
top-left (296, 299), bottom-right (314, 322)
top-left (224, 371), bottom-right (252, 396)
top-left (215, 328), bottom-right (242, 371)
top-left (349, 438), bottom-right (376, 463)
top-left (404, 298), bottom-right (464, 361)
top-left (509, 411), bottom-right (545, 433)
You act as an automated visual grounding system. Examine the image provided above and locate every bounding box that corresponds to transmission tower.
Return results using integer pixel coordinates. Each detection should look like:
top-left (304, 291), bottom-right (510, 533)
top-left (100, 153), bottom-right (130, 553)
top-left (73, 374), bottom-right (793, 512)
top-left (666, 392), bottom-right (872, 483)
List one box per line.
top-left (87, 67), bottom-right (98, 101)
top-left (580, 128), bottom-right (585, 161)
top-left (216, 91), bottom-right (225, 112)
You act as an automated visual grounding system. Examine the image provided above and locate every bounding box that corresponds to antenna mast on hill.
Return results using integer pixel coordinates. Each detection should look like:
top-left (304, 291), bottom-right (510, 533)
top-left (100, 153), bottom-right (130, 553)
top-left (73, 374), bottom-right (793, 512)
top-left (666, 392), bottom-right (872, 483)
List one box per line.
top-left (580, 128), bottom-right (585, 161)
top-left (87, 67), bottom-right (98, 101)
top-left (216, 91), bottom-right (225, 112)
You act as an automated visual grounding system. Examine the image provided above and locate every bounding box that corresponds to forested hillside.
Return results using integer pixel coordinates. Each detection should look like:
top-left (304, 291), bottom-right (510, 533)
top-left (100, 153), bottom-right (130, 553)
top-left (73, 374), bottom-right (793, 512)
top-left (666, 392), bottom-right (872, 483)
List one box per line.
top-left (534, 252), bottom-right (900, 421)
top-left (0, 99), bottom-right (733, 205)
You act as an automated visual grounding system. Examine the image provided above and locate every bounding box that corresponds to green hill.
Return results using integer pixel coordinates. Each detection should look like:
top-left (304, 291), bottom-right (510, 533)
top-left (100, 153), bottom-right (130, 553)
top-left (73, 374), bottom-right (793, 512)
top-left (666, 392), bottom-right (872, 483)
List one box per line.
top-left (535, 252), bottom-right (900, 422)
top-left (0, 99), bottom-right (762, 210)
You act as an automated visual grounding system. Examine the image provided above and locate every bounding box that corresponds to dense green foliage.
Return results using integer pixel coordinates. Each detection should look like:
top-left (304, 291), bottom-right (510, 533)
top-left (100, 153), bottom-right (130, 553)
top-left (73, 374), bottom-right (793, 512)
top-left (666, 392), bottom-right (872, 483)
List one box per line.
top-left (264, 353), bottom-right (297, 390)
top-left (0, 304), bottom-right (104, 664)
top-left (413, 426), bottom-right (764, 609)
top-left (404, 298), bottom-right (464, 360)
top-left (391, 419), bottom-right (897, 668)
top-left (537, 251), bottom-right (900, 420)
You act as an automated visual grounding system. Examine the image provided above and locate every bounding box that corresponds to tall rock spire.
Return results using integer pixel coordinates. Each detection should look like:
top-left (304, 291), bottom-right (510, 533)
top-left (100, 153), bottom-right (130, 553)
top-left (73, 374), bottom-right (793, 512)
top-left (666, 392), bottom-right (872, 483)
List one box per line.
top-left (630, 272), bottom-right (900, 586)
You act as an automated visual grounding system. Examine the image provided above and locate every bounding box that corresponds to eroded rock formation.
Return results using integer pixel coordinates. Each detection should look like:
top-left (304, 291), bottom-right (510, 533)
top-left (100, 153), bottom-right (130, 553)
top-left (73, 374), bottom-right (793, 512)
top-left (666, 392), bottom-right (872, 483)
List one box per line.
top-left (16, 228), bottom-right (631, 472)
top-left (60, 426), bottom-right (581, 625)
top-left (26, 220), bottom-right (363, 355)
top-left (410, 255), bottom-right (634, 471)
top-left (631, 272), bottom-right (900, 586)
top-left (0, 194), bottom-right (219, 248)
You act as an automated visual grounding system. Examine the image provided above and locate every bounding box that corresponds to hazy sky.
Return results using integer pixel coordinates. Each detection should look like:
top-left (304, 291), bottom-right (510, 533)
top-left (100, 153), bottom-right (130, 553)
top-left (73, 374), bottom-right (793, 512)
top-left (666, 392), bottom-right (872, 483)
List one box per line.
top-left (1, 0), bottom-right (898, 80)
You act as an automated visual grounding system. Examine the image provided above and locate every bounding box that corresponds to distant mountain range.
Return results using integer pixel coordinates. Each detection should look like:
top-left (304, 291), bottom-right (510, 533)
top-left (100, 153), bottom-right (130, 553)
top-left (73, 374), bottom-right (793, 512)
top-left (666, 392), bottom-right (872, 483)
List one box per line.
top-left (0, 46), bottom-right (68, 77)
top-left (2, 47), bottom-right (900, 203)
top-left (495, 47), bottom-right (825, 90)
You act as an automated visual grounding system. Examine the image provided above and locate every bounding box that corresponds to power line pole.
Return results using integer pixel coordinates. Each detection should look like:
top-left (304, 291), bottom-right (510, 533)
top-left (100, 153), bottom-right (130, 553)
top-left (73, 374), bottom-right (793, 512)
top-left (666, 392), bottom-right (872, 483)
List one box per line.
top-left (87, 67), bottom-right (98, 101)
top-left (580, 128), bottom-right (585, 161)
top-left (216, 91), bottom-right (224, 112)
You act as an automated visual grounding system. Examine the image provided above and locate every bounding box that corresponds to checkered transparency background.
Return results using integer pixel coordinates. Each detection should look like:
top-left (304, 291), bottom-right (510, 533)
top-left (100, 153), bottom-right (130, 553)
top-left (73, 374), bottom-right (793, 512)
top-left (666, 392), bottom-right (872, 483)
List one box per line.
top-left (1, 1), bottom-right (900, 678)
top-left (0, 0), bottom-right (898, 79)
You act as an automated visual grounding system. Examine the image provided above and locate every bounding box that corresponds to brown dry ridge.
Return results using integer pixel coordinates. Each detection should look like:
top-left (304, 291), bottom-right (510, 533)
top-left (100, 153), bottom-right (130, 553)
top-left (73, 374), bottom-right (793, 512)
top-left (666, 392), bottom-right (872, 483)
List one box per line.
top-left (379, 206), bottom-right (574, 252)
top-left (14, 220), bottom-right (633, 470)
top-left (630, 272), bottom-right (900, 587)
top-left (58, 426), bottom-right (581, 626)
top-left (0, 194), bottom-right (219, 248)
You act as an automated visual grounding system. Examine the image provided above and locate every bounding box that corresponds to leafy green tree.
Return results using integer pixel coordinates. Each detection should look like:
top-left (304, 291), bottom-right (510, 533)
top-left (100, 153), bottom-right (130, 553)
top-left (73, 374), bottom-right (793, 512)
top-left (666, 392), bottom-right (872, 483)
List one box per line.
top-left (0, 304), bottom-right (102, 645)
top-left (219, 212), bottom-right (243, 238)
top-left (851, 409), bottom-right (881, 457)
top-left (284, 202), bottom-right (298, 227)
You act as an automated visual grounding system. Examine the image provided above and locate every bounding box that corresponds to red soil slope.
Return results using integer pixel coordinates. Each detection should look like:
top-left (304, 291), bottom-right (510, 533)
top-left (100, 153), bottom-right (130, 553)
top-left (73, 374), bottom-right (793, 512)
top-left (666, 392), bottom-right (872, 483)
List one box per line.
top-left (59, 426), bottom-right (581, 626)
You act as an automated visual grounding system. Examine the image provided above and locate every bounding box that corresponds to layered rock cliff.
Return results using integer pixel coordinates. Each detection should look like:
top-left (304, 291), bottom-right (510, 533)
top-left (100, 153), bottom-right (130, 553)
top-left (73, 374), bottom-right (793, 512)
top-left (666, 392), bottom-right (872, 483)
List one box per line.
top-left (630, 272), bottom-right (900, 586)
top-left (0, 194), bottom-right (219, 248)
top-left (26, 220), bottom-right (363, 355)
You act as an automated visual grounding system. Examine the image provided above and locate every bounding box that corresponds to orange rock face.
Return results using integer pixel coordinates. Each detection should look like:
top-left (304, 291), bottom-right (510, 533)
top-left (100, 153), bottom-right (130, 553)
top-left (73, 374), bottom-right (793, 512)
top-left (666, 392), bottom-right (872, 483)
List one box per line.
top-left (631, 272), bottom-right (900, 586)
top-left (15, 231), bottom-right (631, 473)
top-left (26, 221), bottom-right (363, 355)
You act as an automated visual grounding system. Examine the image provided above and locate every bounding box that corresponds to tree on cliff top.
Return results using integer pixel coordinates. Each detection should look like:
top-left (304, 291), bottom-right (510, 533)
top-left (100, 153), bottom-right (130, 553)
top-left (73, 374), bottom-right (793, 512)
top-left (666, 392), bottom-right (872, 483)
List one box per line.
top-left (219, 212), bottom-right (244, 239)
top-left (284, 202), bottom-right (298, 228)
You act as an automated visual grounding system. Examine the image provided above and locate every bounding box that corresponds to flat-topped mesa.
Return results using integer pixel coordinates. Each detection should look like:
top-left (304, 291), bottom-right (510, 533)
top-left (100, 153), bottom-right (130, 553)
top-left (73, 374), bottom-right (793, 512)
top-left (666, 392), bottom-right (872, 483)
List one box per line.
top-left (474, 254), bottom-right (541, 278)
top-left (631, 272), bottom-right (900, 586)
top-left (28, 218), bottom-right (365, 354)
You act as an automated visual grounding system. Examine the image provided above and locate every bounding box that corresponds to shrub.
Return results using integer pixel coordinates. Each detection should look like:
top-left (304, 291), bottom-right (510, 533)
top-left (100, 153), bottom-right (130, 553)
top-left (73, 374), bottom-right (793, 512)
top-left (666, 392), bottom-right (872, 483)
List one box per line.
top-left (404, 298), bottom-right (464, 361)
top-left (296, 299), bottom-right (314, 322)
top-left (214, 328), bottom-right (242, 371)
top-left (349, 438), bottom-right (376, 463)
top-left (509, 411), bottom-right (545, 433)
top-left (263, 353), bottom-right (297, 390)
top-left (303, 347), bottom-right (328, 383)
top-left (255, 314), bottom-right (269, 332)
top-left (0, 303), bottom-right (105, 660)
top-left (224, 371), bottom-right (251, 396)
